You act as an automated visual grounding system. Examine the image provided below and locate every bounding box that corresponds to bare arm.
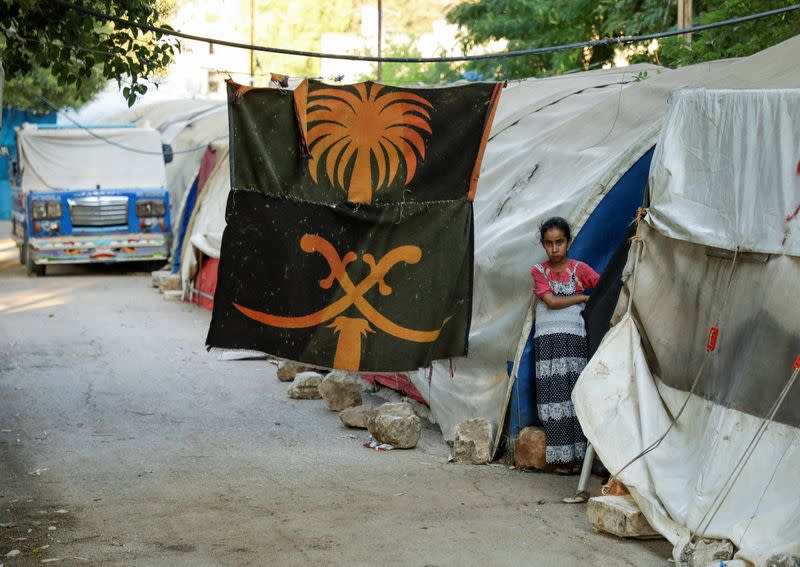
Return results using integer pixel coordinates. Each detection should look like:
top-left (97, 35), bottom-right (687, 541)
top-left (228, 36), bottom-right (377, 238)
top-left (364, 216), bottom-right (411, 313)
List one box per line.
top-left (540, 292), bottom-right (589, 310)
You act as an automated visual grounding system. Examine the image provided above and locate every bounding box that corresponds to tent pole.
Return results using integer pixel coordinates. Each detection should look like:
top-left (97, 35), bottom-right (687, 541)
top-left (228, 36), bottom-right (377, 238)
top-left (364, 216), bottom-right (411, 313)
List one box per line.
top-left (563, 443), bottom-right (594, 503)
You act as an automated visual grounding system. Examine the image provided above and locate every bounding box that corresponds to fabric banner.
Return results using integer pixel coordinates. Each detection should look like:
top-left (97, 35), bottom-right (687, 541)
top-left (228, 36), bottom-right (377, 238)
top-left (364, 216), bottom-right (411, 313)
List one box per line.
top-left (207, 79), bottom-right (501, 371)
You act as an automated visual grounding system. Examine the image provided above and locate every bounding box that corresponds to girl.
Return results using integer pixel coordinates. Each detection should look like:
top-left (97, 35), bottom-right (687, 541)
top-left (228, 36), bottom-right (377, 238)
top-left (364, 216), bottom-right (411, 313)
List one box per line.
top-left (531, 217), bottom-right (599, 473)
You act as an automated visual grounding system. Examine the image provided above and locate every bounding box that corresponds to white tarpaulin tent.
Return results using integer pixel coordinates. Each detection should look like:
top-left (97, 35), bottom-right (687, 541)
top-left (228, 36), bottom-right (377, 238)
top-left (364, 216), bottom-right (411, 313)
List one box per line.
top-left (406, 35), bottom-right (800, 443)
top-left (574, 88), bottom-right (800, 565)
top-left (111, 100), bottom-right (227, 217)
top-left (17, 124), bottom-right (166, 192)
top-left (179, 141), bottom-right (230, 286)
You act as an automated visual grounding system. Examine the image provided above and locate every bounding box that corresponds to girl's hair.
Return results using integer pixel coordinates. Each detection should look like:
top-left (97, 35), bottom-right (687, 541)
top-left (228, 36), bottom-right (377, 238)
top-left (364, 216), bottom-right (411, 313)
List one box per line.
top-left (539, 216), bottom-right (572, 241)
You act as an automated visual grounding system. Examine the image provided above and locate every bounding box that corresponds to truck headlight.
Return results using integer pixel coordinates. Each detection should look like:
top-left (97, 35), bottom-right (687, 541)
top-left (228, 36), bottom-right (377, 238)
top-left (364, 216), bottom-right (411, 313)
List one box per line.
top-left (32, 202), bottom-right (48, 219)
top-left (136, 200), bottom-right (166, 217)
top-left (46, 201), bottom-right (62, 218)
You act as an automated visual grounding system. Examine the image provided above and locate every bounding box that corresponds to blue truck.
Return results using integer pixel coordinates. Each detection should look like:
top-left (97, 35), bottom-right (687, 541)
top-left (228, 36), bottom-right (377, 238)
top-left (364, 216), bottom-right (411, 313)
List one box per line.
top-left (10, 123), bottom-right (172, 276)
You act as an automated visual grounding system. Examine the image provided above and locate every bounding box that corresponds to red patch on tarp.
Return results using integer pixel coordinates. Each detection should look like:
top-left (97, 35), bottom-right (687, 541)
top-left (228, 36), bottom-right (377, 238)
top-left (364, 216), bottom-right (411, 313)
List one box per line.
top-left (706, 326), bottom-right (719, 352)
top-left (361, 373), bottom-right (427, 404)
top-left (192, 256), bottom-right (219, 311)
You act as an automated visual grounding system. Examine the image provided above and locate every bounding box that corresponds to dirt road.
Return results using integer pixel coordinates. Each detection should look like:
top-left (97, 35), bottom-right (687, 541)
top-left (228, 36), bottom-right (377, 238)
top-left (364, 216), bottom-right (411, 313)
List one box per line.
top-left (0, 222), bottom-right (671, 566)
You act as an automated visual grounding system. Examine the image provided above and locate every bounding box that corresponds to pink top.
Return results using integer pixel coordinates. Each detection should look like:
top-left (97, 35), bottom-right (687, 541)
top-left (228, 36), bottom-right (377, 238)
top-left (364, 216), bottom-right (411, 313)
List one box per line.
top-left (531, 259), bottom-right (600, 299)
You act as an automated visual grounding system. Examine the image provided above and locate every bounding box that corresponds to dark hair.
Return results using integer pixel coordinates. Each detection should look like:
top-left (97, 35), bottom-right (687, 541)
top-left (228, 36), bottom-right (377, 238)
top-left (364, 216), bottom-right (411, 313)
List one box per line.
top-left (539, 216), bottom-right (572, 241)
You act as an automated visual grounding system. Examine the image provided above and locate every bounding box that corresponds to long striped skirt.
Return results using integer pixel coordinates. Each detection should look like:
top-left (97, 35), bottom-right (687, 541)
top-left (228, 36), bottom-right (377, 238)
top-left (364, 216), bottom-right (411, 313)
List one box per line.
top-left (534, 332), bottom-right (588, 465)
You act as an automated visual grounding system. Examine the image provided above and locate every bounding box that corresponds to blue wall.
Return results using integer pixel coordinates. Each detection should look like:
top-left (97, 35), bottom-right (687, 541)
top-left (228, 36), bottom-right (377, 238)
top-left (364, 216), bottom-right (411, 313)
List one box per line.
top-left (507, 147), bottom-right (655, 439)
top-left (1, 108), bottom-right (57, 219)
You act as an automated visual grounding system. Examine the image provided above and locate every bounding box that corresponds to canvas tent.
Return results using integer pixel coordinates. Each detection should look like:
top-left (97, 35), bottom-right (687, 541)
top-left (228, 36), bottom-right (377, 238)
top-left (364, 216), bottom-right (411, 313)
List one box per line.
top-left (179, 140), bottom-right (230, 307)
top-left (574, 88), bottom-right (800, 565)
top-left (401, 35), bottom-right (800, 446)
top-left (111, 100), bottom-right (227, 220)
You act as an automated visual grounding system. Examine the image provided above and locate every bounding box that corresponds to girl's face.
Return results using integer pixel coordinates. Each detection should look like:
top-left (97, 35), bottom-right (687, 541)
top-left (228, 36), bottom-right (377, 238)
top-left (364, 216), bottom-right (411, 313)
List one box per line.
top-left (541, 227), bottom-right (570, 265)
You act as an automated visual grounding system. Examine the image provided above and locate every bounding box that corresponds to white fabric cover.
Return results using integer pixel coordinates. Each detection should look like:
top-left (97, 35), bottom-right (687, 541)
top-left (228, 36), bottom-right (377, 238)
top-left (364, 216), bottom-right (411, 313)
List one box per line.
top-left (180, 143), bottom-right (230, 287)
top-left (17, 125), bottom-right (166, 192)
top-left (575, 315), bottom-right (800, 566)
top-left (649, 89), bottom-right (800, 255)
top-left (408, 35), bottom-right (800, 442)
top-left (574, 87), bottom-right (800, 565)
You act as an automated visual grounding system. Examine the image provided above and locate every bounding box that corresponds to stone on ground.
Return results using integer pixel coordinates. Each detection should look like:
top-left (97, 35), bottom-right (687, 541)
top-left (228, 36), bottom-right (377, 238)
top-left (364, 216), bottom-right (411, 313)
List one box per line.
top-left (767, 554), bottom-right (800, 567)
top-left (151, 269), bottom-right (171, 288)
top-left (162, 290), bottom-right (182, 302)
top-left (287, 372), bottom-right (324, 399)
top-left (277, 361), bottom-right (315, 382)
top-left (678, 538), bottom-right (735, 567)
top-left (367, 402), bottom-right (421, 449)
top-left (340, 405), bottom-right (376, 429)
top-left (587, 495), bottom-right (661, 539)
top-left (602, 477), bottom-right (630, 496)
top-left (159, 273), bottom-right (181, 292)
top-left (452, 418), bottom-right (494, 464)
top-left (514, 426), bottom-right (548, 470)
top-left (319, 371), bottom-right (363, 411)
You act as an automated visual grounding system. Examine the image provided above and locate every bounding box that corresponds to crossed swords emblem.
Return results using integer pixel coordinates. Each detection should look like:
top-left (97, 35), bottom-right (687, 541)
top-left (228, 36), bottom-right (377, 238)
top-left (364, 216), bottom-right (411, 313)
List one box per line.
top-left (234, 234), bottom-right (451, 370)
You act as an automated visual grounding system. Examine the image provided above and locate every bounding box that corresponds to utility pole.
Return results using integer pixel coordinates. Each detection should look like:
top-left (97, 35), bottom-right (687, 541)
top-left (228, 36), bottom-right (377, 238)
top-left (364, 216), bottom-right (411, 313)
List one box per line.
top-left (377, 0), bottom-right (383, 82)
top-left (677, 0), bottom-right (693, 43)
top-left (250, 0), bottom-right (255, 85)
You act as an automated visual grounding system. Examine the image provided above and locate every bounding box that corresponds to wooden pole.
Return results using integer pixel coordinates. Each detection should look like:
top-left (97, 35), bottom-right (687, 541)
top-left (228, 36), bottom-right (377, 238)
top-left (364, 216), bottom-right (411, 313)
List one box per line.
top-left (250, 0), bottom-right (255, 85)
top-left (377, 0), bottom-right (383, 82)
top-left (677, 0), bottom-right (693, 44)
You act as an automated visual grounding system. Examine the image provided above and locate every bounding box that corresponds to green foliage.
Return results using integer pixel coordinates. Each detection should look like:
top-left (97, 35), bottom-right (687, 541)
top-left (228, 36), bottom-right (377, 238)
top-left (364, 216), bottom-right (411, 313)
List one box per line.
top-left (657, 0), bottom-right (800, 66)
top-left (3, 65), bottom-right (107, 112)
top-left (446, 0), bottom-right (798, 80)
top-left (248, 0), bottom-right (357, 78)
top-left (1, 0), bottom-right (179, 109)
top-left (369, 38), bottom-right (463, 86)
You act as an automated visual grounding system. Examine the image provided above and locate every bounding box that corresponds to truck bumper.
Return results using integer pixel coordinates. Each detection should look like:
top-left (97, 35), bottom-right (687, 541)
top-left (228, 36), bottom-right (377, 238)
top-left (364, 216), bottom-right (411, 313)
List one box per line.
top-left (28, 234), bottom-right (170, 264)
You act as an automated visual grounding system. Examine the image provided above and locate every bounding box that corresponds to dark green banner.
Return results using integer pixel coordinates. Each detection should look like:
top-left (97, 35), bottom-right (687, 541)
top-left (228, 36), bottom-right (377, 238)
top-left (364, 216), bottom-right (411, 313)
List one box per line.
top-left (207, 191), bottom-right (473, 371)
top-left (208, 79), bottom-right (501, 371)
top-left (228, 79), bottom-right (501, 205)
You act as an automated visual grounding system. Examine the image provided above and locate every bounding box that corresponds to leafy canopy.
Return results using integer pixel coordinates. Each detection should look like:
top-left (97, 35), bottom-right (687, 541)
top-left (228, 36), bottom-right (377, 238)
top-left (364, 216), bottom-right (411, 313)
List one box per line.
top-left (446, 0), bottom-right (800, 80)
top-left (0, 0), bottom-right (180, 110)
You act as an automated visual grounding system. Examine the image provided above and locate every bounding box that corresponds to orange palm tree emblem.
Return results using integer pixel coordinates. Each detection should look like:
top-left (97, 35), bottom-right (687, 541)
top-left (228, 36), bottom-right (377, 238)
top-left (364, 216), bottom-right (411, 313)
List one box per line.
top-left (306, 83), bottom-right (434, 204)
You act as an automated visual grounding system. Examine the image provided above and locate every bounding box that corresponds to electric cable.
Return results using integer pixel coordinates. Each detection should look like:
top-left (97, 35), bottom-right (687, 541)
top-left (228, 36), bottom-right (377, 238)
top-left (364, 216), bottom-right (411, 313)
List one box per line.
top-left (47, 0), bottom-right (800, 64)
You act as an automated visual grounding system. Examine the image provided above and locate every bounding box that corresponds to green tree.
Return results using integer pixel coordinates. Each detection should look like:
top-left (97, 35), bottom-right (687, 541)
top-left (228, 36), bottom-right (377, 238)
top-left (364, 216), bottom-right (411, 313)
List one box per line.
top-left (368, 38), bottom-right (464, 86)
top-left (446, 0), bottom-right (799, 80)
top-left (657, 0), bottom-right (800, 66)
top-left (1, 0), bottom-right (179, 109)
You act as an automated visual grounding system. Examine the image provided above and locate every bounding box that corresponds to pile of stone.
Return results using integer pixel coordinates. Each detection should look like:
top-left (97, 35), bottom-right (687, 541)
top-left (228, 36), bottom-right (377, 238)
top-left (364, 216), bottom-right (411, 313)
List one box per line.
top-left (151, 268), bottom-right (182, 302)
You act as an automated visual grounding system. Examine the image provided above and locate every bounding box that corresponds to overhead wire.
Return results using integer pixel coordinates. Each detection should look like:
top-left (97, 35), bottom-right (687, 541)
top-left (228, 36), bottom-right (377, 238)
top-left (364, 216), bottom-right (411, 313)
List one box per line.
top-left (36, 95), bottom-right (227, 156)
top-left (47, 0), bottom-right (800, 64)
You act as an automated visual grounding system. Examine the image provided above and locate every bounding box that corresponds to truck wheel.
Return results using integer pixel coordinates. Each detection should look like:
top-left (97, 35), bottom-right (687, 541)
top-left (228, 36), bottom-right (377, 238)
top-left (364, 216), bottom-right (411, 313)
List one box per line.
top-left (25, 244), bottom-right (45, 277)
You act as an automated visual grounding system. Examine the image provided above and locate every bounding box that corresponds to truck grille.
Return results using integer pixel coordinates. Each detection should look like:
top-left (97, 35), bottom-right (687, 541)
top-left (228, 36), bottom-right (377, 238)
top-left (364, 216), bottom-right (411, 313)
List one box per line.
top-left (68, 196), bottom-right (129, 227)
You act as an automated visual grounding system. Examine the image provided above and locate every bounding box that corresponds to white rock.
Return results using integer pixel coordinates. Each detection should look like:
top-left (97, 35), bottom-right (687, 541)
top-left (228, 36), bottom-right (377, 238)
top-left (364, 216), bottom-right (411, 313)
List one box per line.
top-left (367, 402), bottom-right (421, 449)
top-left (678, 538), bottom-right (735, 567)
top-left (277, 361), bottom-right (315, 382)
top-left (453, 418), bottom-right (494, 464)
top-left (319, 372), bottom-right (363, 411)
top-left (340, 405), bottom-right (376, 429)
top-left (287, 372), bottom-right (324, 399)
top-left (587, 495), bottom-right (661, 539)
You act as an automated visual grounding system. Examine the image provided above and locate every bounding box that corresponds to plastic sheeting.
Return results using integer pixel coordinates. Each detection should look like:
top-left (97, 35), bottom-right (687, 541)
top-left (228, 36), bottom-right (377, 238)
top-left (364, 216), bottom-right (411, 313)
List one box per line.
top-left (408, 35), bottom-right (800, 442)
top-left (574, 88), bottom-right (800, 565)
top-left (649, 89), bottom-right (800, 256)
top-left (179, 144), bottom-right (230, 287)
top-left (17, 125), bottom-right (166, 191)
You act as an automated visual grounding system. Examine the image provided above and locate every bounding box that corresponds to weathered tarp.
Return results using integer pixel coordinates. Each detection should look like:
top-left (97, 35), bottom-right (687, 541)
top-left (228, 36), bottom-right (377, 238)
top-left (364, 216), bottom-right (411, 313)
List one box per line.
top-left (206, 80), bottom-right (502, 371)
top-left (574, 88), bottom-right (800, 565)
top-left (409, 35), bottom-right (800, 443)
top-left (17, 124), bottom-right (166, 192)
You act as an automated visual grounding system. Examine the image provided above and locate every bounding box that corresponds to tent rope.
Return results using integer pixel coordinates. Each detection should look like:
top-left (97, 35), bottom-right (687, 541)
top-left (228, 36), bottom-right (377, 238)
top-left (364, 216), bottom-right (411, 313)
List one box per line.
top-left (691, 363), bottom-right (800, 540)
top-left (609, 226), bottom-right (740, 484)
